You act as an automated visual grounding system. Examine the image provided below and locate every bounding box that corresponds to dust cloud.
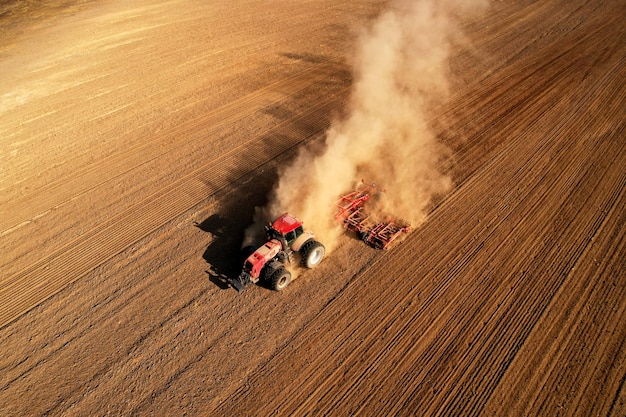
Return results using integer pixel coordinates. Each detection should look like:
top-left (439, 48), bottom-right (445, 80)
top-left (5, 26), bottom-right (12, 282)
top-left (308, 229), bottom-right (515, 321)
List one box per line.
top-left (251, 0), bottom-right (489, 250)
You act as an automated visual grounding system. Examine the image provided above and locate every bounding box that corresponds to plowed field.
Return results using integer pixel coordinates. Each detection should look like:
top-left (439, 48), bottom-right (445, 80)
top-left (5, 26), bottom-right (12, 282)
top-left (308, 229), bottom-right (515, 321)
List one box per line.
top-left (1, 0), bottom-right (624, 415)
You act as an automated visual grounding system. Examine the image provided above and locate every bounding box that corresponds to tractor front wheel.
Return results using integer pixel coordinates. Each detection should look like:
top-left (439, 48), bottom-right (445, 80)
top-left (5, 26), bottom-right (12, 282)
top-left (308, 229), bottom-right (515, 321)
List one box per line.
top-left (301, 240), bottom-right (325, 269)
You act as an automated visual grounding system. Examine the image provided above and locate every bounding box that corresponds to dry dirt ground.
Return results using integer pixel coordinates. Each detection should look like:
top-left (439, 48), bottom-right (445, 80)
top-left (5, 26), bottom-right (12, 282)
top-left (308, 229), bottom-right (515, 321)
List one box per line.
top-left (0, 0), bottom-right (624, 415)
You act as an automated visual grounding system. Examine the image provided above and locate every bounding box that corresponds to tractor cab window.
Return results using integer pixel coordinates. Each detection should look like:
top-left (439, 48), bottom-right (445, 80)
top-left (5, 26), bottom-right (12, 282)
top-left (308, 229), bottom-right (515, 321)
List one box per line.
top-left (285, 230), bottom-right (297, 245)
top-left (285, 226), bottom-right (304, 246)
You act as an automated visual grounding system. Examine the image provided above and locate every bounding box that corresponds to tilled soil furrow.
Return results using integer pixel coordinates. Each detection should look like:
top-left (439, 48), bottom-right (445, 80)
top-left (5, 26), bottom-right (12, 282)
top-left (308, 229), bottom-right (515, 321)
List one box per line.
top-left (425, 128), bottom-right (626, 414)
top-left (368, 134), bottom-right (620, 416)
top-left (424, 95), bottom-right (626, 415)
top-left (493, 167), bottom-right (626, 415)
top-left (349, 106), bottom-right (610, 416)
top-left (326, 147), bottom-right (581, 413)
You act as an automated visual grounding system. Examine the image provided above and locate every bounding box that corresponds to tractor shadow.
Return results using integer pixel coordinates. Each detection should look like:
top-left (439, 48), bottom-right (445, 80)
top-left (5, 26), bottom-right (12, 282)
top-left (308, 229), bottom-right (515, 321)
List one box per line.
top-left (196, 213), bottom-right (250, 290)
top-left (195, 52), bottom-right (352, 290)
top-left (196, 168), bottom-right (277, 291)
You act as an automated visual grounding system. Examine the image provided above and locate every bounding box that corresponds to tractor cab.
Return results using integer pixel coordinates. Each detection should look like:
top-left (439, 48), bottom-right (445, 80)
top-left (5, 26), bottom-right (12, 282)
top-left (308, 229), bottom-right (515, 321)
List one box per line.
top-left (266, 213), bottom-right (304, 249)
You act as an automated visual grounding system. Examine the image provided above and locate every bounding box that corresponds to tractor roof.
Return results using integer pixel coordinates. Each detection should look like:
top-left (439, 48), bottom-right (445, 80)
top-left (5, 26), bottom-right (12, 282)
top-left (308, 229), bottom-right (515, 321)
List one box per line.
top-left (272, 213), bottom-right (303, 234)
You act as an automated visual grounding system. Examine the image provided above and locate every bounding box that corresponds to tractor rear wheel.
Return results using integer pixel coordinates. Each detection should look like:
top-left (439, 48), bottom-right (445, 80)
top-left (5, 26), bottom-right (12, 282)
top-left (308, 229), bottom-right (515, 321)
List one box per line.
top-left (268, 267), bottom-right (292, 291)
top-left (300, 240), bottom-right (325, 269)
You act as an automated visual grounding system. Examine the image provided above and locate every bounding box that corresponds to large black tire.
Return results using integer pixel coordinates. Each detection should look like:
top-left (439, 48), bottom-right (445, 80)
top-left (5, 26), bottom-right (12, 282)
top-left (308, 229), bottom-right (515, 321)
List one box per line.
top-left (300, 240), bottom-right (325, 269)
top-left (262, 260), bottom-right (281, 282)
top-left (268, 266), bottom-right (292, 291)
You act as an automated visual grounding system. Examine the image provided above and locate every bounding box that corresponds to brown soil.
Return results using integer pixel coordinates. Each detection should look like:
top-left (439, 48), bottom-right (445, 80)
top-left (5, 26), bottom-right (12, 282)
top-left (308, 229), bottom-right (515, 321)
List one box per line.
top-left (0, 0), bottom-right (624, 415)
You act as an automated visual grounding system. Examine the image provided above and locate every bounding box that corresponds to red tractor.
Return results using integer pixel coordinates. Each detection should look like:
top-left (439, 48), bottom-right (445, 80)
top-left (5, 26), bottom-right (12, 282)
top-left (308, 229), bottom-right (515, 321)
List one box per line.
top-left (230, 213), bottom-right (326, 292)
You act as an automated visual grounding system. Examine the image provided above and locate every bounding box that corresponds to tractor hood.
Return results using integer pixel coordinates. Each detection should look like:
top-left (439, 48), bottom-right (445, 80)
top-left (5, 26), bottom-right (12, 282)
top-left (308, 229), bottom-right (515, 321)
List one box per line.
top-left (242, 239), bottom-right (282, 279)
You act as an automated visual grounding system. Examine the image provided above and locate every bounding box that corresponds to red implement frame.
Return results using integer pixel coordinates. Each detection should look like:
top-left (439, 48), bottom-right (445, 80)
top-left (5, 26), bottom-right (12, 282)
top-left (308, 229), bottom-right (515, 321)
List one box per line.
top-left (335, 183), bottom-right (410, 250)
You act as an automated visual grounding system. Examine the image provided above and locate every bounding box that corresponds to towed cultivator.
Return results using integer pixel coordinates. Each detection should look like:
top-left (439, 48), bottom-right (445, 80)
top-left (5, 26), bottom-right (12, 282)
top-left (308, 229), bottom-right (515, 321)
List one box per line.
top-left (335, 183), bottom-right (410, 250)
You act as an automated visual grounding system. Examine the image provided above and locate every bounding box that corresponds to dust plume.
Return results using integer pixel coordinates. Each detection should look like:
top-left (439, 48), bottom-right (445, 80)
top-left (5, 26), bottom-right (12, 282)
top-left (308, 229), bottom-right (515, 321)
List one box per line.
top-left (252, 0), bottom-right (488, 250)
